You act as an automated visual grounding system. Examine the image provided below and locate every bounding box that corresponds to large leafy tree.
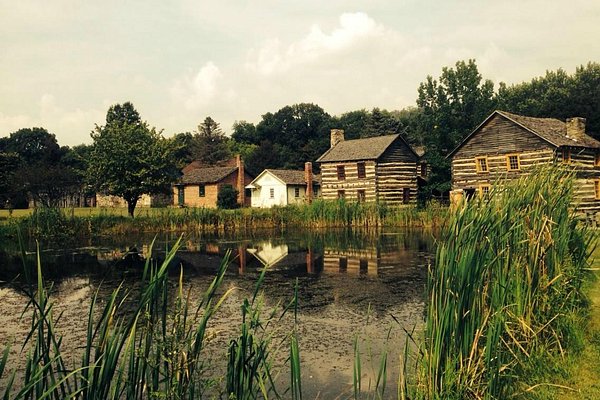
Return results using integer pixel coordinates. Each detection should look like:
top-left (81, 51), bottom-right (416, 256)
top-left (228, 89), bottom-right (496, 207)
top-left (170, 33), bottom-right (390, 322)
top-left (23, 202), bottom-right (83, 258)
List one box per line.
top-left (1, 127), bottom-right (79, 207)
top-left (89, 102), bottom-right (179, 217)
top-left (417, 59), bottom-right (496, 195)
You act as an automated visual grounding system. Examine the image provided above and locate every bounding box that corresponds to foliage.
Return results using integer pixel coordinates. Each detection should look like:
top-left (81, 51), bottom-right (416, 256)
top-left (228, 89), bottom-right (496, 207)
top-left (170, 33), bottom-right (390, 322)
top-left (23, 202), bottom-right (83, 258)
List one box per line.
top-left (0, 127), bottom-right (80, 207)
top-left (190, 116), bottom-right (232, 165)
top-left (417, 59), bottom-right (497, 195)
top-left (217, 184), bottom-right (240, 209)
top-left (407, 166), bottom-right (592, 399)
top-left (89, 102), bottom-right (179, 217)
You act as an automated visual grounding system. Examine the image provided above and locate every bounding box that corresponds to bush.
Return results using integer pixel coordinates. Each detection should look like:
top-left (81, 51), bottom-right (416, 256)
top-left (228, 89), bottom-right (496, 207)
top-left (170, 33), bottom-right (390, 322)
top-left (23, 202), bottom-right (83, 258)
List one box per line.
top-left (217, 184), bottom-right (239, 209)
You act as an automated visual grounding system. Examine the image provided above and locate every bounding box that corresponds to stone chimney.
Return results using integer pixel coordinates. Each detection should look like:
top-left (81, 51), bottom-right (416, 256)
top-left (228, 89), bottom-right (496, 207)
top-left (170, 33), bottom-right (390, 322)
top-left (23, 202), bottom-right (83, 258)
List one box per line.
top-left (330, 129), bottom-right (345, 148)
top-left (566, 117), bottom-right (587, 141)
top-left (236, 155), bottom-right (245, 206)
top-left (305, 162), bottom-right (313, 203)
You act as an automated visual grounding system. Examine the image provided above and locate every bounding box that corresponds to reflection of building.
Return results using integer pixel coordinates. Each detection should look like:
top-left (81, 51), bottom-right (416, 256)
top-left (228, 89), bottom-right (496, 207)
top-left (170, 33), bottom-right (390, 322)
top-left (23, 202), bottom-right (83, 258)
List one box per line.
top-left (323, 248), bottom-right (379, 276)
top-left (247, 242), bottom-right (289, 266)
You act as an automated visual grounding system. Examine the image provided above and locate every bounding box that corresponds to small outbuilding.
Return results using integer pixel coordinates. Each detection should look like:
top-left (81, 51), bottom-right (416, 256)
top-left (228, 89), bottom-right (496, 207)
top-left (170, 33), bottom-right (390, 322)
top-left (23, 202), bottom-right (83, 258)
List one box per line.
top-left (245, 163), bottom-right (320, 208)
top-left (173, 156), bottom-right (253, 208)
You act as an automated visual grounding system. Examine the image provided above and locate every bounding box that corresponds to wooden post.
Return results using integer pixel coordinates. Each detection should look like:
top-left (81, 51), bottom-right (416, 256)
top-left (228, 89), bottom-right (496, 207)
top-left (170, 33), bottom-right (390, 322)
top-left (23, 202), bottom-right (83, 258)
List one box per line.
top-left (238, 244), bottom-right (247, 274)
top-left (305, 162), bottom-right (313, 204)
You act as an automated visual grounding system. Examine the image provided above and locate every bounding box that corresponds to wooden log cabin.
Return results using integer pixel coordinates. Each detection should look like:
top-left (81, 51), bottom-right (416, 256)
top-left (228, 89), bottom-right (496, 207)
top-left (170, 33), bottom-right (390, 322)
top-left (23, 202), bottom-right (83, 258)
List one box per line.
top-left (316, 129), bottom-right (422, 205)
top-left (448, 110), bottom-right (600, 216)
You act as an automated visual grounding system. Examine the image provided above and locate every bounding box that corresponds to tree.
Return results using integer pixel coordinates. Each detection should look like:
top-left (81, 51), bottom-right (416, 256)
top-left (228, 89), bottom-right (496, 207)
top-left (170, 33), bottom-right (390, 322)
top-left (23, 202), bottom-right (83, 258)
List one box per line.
top-left (417, 59), bottom-right (496, 195)
top-left (231, 120), bottom-right (257, 143)
top-left (2, 127), bottom-right (79, 207)
top-left (89, 103), bottom-right (179, 217)
top-left (217, 184), bottom-right (239, 209)
top-left (189, 117), bottom-right (231, 165)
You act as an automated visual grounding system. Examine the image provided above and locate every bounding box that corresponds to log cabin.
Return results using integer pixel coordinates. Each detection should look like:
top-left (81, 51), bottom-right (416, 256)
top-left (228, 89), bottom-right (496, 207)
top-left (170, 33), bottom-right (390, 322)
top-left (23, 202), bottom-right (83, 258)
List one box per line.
top-left (173, 155), bottom-right (253, 208)
top-left (316, 129), bottom-right (421, 205)
top-left (448, 110), bottom-right (600, 216)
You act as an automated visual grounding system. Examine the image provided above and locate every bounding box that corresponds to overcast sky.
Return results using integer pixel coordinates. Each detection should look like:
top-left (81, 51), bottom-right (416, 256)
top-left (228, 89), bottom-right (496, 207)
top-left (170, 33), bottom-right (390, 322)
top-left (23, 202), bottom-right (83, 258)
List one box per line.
top-left (1, 0), bottom-right (599, 146)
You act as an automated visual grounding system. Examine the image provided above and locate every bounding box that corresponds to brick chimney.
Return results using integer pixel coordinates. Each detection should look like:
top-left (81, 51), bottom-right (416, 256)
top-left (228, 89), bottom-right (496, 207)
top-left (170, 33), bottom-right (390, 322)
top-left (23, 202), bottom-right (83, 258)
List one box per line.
top-left (305, 162), bottom-right (313, 203)
top-left (330, 129), bottom-right (345, 148)
top-left (566, 117), bottom-right (587, 141)
top-left (236, 155), bottom-right (245, 206)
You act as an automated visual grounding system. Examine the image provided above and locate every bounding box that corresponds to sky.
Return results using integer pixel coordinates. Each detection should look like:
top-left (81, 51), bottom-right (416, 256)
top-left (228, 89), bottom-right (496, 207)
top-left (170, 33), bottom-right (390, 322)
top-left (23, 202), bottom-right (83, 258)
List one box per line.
top-left (1, 0), bottom-right (599, 146)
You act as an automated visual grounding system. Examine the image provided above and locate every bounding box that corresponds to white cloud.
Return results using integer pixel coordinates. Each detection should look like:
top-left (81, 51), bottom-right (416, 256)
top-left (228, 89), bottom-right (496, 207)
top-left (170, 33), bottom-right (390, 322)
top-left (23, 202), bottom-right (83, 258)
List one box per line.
top-left (246, 12), bottom-right (386, 75)
top-left (170, 62), bottom-right (236, 110)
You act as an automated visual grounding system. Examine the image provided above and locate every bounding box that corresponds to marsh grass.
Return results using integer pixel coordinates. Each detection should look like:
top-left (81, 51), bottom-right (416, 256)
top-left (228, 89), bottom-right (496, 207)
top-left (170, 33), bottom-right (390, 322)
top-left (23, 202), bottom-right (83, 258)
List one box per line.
top-left (404, 165), bottom-right (594, 399)
top-left (5, 200), bottom-right (447, 240)
top-left (0, 237), bottom-right (303, 399)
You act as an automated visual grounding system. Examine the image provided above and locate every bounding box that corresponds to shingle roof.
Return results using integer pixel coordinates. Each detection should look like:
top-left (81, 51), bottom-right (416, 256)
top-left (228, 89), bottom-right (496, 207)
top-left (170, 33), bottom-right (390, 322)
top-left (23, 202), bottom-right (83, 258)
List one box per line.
top-left (497, 110), bottom-right (600, 148)
top-left (449, 110), bottom-right (600, 158)
top-left (179, 166), bottom-right (237, 184)
top-left (266, 169), bottom-right (321, 185)
top-left (317, 134), bottom-right (417, 163)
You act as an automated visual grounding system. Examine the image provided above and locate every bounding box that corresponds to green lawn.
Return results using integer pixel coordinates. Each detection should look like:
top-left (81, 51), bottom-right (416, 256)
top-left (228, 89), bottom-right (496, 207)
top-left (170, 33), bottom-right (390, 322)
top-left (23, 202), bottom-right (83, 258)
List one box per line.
top-left (0, 207), bottom-right (184, 221)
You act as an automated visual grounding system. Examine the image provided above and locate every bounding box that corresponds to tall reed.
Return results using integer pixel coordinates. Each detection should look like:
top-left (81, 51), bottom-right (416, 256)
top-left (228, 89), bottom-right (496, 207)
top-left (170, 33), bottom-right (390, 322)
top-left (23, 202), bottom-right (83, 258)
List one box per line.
top-left (409, 165), bottom-right (593, 399)
top-left (0, 237), bottom-right (300, 399)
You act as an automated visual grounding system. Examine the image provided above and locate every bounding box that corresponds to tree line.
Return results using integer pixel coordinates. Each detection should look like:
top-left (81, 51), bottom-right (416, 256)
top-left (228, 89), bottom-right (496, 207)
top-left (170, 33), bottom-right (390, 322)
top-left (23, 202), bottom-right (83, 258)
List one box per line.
top-left (1, 60), bottom-right (598, 215)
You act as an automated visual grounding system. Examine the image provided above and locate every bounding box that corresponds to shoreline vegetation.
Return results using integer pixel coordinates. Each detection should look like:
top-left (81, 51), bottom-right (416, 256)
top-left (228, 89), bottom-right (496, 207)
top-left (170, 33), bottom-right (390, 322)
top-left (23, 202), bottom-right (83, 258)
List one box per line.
top-left (0, 200), bottom-right (448, 240)
top-left (0, 167), bottom-right (599, 398)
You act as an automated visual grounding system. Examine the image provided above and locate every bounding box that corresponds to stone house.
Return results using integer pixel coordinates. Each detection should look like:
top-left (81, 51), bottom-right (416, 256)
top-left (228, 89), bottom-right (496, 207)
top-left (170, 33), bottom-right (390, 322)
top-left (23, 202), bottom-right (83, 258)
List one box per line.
top-left (448, 110), bottom-right (600, 216)
top-left (316, 129), bottom-right (422, 205)
top-left (173, 155), bottom-right (253, 208)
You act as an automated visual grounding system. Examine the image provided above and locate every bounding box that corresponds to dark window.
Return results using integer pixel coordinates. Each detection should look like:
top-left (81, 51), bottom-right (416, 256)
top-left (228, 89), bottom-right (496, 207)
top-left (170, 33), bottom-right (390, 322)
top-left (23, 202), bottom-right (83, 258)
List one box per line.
top-left (245, 188), bottom-right (252, 198)
top-left (177, 186), bottom-right (185, 206)
top-left (339, 257), bottom-right (347, 271)
top-left (294, 187), bottom-right (300, 197)
top-left (337, 165), bottom-right (346, 180)
top-left (357, 162), bottom-right (366, 178)
top-left (359, 258), bottom-right (368, 274)
top-left (357, 189), bottom-right (366, 202)
top-left (402, 188), bottom-right (410, 204)
top-left (420, 163), bottom-right (427, 177)
top-left (199, 184), bottom-right (205, 197)
top-left (337, 190), bottom-right (345, 199)
top-left (562, 148), bottom-right (571, 163)
top-left (269, 188), bottom-right (275, 199)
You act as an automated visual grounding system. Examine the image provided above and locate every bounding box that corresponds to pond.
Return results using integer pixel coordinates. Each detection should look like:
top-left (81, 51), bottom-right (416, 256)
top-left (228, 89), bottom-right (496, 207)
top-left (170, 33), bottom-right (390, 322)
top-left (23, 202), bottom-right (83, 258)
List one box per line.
top-left (0, 228), bottom-right (435, 398)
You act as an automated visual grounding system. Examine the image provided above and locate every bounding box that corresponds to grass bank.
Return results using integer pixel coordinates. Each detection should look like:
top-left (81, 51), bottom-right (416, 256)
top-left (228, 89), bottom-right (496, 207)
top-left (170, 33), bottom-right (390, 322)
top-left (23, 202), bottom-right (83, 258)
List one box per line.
top-left (0, 200), bottom-right (447, 240)
top-left (403, 166), bottom-right (595, 399)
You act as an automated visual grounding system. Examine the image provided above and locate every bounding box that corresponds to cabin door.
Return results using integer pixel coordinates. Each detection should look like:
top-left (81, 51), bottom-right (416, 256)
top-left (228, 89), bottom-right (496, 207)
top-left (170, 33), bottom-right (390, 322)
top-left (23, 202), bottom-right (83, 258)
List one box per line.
top-left (177, 186), bottom-right (185, 206)
top-left (464, 188), bottom-right (476, 200)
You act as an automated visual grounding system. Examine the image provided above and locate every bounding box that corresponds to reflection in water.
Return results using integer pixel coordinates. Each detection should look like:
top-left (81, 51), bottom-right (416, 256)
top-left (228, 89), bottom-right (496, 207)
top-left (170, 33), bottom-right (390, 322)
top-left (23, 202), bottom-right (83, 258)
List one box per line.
top-left (0, 228), bottom-right (434, 398)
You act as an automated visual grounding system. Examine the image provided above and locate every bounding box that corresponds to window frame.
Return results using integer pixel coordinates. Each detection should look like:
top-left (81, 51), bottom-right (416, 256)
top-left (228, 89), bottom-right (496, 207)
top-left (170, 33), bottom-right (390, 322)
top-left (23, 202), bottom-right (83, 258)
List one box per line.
top-left (337, 165), bottom-right (346, 180)
top-left (337, 189), bottom-right (345, 199)
top-left (198, 184), bottom-right (206, 197)
top-left (402, 188), bottom-right (411, 204)
top-left (357, 162), bottom-right (366, 179)
top-left (595, 179), bottom-right (600, 200)
top-left (506, 154), bottom-right (521, 171)
top-left (356, 189), bottom-right (366, 202)
top-left (269, 188), bottom-right (275, 199)
top-left (478, 183), bottom-right (491, 198)
top-left (294, 187), bottom-right (300, 198)
top-left (475, 156), bottom-right (489, 173)
top-left (595, 152), bottom-right (600, 167)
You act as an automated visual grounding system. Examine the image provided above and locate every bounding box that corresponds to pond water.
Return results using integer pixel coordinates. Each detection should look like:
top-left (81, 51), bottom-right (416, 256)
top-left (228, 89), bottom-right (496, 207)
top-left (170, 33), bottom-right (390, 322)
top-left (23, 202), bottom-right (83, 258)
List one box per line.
top-left (0, 228), bottom-right (435, 398)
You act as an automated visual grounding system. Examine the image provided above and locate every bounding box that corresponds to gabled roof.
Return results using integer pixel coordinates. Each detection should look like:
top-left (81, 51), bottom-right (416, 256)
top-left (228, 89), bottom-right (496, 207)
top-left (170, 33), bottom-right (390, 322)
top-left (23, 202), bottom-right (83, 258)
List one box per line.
top-left (179, 166), bottom-right (237, 184)
top-left (448, 110), bottom-right (600, 158)
top-left (316, 133), bottom-right (418, 163)
top-left (247, 169), bottom-right (320, 188)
